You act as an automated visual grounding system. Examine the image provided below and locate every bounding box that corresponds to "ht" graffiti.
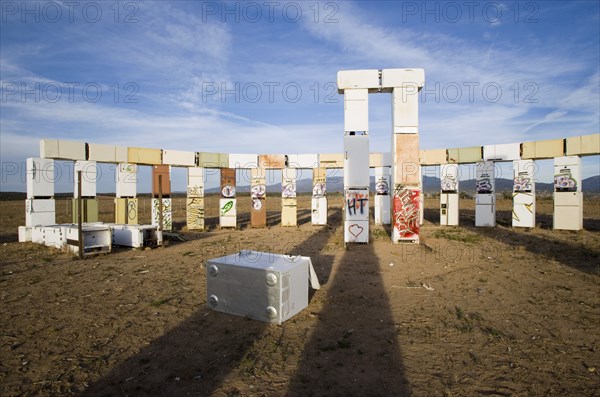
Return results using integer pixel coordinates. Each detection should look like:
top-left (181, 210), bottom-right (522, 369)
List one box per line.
top-left (347, 195), bottom-right (368, 216)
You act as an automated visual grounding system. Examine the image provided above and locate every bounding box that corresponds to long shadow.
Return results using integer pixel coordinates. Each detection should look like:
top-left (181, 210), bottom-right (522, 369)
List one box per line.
top-left (213, 207), bottom-right (318, 230)
top-left (204, 215), bottom-right (220, 230)
top-left (327, 205), bottom-right (342, 228)
top-left (495, 209), bottom-right (600, 231)
top-left (82, 210), bottom-right (338, 396)
top-left (452, 208), bottom-right (599, 275)
top-left (423, 206), bottom-right (438, 224)
top-left (285, 238), bottom-right (410, 396)
top-left (297, 209), bottom-right (312, 226)
top-left (236, 212), bottom-right (251, 229)
top-left (267, 210), bottom-right (282, 227)
top-left (200, 207), bottom-right (326, 231)
top-left (426, 203), bottom-right (598, 275)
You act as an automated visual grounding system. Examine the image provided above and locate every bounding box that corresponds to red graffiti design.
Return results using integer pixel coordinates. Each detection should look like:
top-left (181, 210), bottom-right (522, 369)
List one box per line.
top-left (393, 188), bottom-right (419, 239)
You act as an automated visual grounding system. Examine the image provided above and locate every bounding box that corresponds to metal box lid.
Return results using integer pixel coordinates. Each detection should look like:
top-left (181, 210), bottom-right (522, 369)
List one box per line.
top-left (207, 250), bottom-right (314, 274)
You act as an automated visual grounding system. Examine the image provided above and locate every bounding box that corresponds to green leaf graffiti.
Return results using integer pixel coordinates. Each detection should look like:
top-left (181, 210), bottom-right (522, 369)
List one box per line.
top-left (221, 200), bottom-right (233, 216)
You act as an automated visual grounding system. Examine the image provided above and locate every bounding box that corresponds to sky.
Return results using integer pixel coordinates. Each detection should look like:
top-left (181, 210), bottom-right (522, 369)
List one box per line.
top-left (1, 0), bottom-right (599, 193)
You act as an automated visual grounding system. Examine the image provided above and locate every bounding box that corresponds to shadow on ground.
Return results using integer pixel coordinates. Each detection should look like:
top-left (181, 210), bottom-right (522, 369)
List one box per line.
top-left (81, 209), bottom-right (339, 396)
top-left (285, 239), bottom-right (411, 396)
top-left (424, 207), bottom-right (599, 275)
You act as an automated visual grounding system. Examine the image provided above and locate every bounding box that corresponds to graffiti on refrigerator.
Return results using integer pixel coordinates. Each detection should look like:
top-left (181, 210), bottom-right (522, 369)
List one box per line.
top-left (152, 198), bottom-right (172, 230)
top-left (187, 185), bottom-right (204, 197)
top-left (186, 198), bottom-right (205, 230)
top-left (251, 184), bottom-right (266, 198)
top-left (121, 163), bottom-right (137, 173)
top-left (251, 184), bottom-right (266, 211)
top-left (513, 176), bottom-right (532, 192)
top-left (312, 182), bottom-right (326, 198)
top-left (554, 173), bottom-right (577, 191)
top-left (393, 187), bottom-right (419, 239)
top-left (346, 191), bottom-right (368, 216)
top-left (512, 193), bottom-right (534, 223)
top-left (476, 178), bottom-right (492, 194)
top-left (512, 204), bottom-right (534, 222)
top-left (127, 200), bottom-right (137, 220)
top-left (282, 181), bottom-right (296, 198)
top-left (220, 200), bottom-right (234, 216)
top-left (441, 176), bottom-right (458, 192)
top-left (252, 198), bottom-right (263, 210)
top-left (375, 178), bottom-right (389, 195)
top-left (348, 223), bottom-right (364, 238)
top-left (221, 185), bottom-right (236, 198)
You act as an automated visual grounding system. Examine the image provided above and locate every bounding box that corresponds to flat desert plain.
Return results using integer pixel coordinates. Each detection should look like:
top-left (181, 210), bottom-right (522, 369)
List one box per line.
top-left (1, 195), bottom-right (599, 396)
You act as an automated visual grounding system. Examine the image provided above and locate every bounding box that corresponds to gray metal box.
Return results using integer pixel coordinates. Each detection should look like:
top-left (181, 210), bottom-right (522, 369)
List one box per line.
top-left (206, 250), bottom-right (320, 324)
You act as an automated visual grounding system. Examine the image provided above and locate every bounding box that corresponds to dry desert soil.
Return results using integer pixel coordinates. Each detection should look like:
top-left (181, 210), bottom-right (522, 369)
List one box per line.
top-left (1, 194), bottom-right (599, 396)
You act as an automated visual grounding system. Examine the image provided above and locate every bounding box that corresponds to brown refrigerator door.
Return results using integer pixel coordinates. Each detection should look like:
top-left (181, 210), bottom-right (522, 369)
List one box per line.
top-left (251, 198), bottom-right (266, 227)
top-left (393, 134), bottom-right (420, 186)
top-left (220, 168), bottom-right (236, 198)
top-left (152, 165), bottom-right (171, 197)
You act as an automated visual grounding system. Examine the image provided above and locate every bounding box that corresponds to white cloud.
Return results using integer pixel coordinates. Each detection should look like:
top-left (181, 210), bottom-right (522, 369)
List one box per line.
top-left (0, 98), bottom-right (340, 155)
top-left (1, 0), bottom-right (598, 192)
top-left (522, 109), bottom-right (569, 133)
top-left (300, 1), bottom-right (598, 147)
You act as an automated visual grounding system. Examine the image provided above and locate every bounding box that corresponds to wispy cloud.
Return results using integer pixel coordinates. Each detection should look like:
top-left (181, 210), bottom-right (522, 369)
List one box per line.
top-left (522, 109), bottom-right (569, 133)
top-left (300, 1), bottom-right (599, 146)
top-left (0, 0), bottom-right (598, 191)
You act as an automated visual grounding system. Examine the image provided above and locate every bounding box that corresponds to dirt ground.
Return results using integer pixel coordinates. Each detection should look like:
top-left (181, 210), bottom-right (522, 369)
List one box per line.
top-left (1, 195), bottom-right (599, 396)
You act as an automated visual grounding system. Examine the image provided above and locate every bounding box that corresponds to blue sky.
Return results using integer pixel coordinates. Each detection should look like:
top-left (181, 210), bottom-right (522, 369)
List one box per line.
top-left (1, 0), bottom-right (598, 192)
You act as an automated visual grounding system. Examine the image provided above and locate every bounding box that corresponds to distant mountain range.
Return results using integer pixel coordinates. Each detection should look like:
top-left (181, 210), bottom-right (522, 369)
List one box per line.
top-left (204, 175), bottom-right (600, 194)
top-left (1, 176), bottom-right (598, 200)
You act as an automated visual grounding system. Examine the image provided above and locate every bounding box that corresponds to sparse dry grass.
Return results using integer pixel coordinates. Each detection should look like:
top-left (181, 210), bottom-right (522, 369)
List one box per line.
top-left (0, 194), bottom-right (598, 396)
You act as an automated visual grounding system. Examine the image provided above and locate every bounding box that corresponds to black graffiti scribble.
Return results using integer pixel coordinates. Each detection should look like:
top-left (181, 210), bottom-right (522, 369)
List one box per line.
top-left (375, 179), bottom-right (389, 195)
top-left (441, 176), bottom-right (457, 192)
top-left (346, 192), bottom-right (368, 216)
top-left (127, 200), bottom-right (137, 220)
top-left (476, 178), bottom-right (492, 194)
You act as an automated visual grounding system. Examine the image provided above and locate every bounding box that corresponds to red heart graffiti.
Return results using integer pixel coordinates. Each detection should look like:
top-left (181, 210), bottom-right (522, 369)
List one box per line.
top-left (349, 224), bottom-right (364, 238)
